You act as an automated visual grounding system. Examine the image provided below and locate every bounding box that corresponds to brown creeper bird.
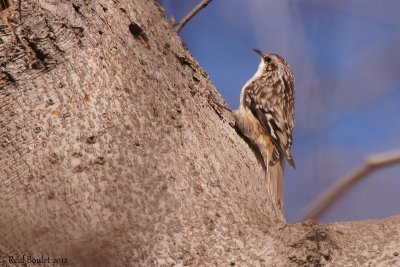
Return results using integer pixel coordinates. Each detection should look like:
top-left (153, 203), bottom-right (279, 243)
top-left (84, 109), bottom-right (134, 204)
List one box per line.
top-left (234, 49), bottom-right (295, 212)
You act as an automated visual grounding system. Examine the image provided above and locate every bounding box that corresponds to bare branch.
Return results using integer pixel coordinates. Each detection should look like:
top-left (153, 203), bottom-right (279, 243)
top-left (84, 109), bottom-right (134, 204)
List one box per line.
top-left (175, 0), bottom-right (213, 33)
top-left (300, 150), bottom-right (400, 221)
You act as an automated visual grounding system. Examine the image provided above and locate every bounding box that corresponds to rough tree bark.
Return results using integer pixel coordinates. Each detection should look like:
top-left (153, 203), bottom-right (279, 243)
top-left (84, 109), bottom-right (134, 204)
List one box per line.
top-left (0, 1), bottom-right (399, 266)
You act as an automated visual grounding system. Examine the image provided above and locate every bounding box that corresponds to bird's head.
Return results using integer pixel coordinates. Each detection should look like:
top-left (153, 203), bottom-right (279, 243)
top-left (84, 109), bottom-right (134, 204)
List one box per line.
top-left (253, 49), bottom-right (289, 72)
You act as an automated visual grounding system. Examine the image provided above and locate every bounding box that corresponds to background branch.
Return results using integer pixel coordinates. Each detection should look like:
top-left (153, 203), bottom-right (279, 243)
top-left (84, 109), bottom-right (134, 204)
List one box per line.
top-left (175, 0), bottom-right (213, 33)
top-left (300, 150), bottom-right (400, 220)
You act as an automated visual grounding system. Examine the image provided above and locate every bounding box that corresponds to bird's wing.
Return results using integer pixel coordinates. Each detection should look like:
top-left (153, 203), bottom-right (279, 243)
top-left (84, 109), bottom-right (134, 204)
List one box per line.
top-left (245, 80), bottom-right (296, 169)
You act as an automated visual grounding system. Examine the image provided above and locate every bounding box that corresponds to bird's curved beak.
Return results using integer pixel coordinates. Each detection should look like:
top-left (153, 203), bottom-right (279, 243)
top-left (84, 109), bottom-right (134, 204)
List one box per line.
top-left (253, 49), bottom-right (265, 57)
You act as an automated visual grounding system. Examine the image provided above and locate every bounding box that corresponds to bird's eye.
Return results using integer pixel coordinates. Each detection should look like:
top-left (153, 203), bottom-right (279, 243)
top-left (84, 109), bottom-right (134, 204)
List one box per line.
top-left (265, 57), bottom-right (272, 63)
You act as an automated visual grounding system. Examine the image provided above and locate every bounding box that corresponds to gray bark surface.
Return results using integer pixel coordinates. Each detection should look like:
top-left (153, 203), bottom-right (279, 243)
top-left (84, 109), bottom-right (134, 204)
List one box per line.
top-left (0, 1), bottom-right (399, 266)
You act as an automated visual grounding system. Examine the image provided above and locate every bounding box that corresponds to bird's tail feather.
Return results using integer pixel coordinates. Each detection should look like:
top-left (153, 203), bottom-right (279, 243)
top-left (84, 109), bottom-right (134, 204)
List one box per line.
top-left (266, 160), bottom-right (284, 214)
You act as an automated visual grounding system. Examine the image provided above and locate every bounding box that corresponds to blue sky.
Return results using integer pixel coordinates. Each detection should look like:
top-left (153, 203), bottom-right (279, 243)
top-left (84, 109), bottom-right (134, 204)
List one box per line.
top-left (160, 0), bottom-right (400, 223)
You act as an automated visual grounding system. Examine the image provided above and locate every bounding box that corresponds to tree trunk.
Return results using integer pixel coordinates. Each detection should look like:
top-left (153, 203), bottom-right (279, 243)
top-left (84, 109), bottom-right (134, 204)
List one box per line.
top-left (1, 1), bottom-right (399, 266)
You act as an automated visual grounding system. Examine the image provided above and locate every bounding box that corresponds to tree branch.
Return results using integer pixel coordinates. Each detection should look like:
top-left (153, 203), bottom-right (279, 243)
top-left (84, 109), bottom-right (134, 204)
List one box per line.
top-left (175, 0), bottom-right (213, 33)
top-left (300, 150), bottom-right (400, 220)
